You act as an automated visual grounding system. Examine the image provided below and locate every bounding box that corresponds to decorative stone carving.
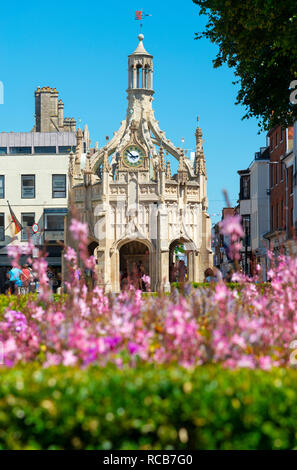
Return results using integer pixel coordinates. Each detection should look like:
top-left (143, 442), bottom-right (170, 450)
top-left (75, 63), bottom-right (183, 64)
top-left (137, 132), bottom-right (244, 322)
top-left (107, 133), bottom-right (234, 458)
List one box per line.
top-left (66, 34), bottom-right (212, 292)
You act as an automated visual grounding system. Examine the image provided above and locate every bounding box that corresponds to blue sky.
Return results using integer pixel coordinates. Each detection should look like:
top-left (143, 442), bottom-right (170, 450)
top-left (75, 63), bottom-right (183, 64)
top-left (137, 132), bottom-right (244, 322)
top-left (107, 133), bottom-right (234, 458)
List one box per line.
top-left (0, 0), bottom-right (265, 223)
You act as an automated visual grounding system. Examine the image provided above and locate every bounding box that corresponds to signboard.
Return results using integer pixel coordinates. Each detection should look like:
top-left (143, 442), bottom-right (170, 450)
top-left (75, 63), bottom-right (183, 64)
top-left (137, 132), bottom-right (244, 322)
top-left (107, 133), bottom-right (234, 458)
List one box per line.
top-left (44, 231), bottom-right (64, 241)
top-left (32, 222), bottom-right (39, 234)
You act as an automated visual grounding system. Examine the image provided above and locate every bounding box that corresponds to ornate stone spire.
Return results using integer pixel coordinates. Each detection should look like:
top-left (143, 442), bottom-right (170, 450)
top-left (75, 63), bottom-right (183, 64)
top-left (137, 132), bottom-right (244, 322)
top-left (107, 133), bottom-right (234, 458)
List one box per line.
top-left (177, 149), bottom-right (188, 184)
top-left (84, 151), bottom-right (92, 186)
top-left (159, 146), bottom-right (165, 172)
top-left (83, 124), bottom-right (90, 150)
top-left (85, 150), bottom-right (92, 173)
top-left (166, 159), bottom-right (171, 179)
top-left (103, 148), bottom-right (110, 172)
top-left (69, 151), bottom-right (74, 176)
top-left (195, 126), bottom-right (203, 152)
top-left (195, 125), bottom-right (206, 176)
top-left (195, 156), bottom-right (206, 176)
top-left (73, 128), bottom-right (83, 176)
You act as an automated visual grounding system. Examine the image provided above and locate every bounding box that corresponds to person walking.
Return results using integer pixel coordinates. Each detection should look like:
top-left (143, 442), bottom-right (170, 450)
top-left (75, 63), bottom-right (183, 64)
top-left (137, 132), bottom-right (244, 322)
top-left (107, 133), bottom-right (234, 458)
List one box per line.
top-left (20, 264), bottom-right (30, 294)
top-left (7, 266), bottom-right (23, 294)
top-left (204, 268), bottom-right (216, 283)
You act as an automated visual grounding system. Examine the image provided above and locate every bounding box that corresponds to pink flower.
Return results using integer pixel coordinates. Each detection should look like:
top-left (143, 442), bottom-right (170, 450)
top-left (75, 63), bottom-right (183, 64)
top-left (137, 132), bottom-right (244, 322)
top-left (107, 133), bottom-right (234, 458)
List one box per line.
top-left (62, 350), bottom-right (77, 366)
top-left (259, 356), bottom-right (272, 370)
top-left (236, 356), bottom-right (255, 368)
top-left (64, 247), bottom-right (77, 264)
top-left (69, 219), bottom-right (88, 241)
top-left (214, 283), bottom-right (228, 302)
top-left (128, 342), bottom-right (140, 355)
top-left (219, 215), bottom-right (244, 238)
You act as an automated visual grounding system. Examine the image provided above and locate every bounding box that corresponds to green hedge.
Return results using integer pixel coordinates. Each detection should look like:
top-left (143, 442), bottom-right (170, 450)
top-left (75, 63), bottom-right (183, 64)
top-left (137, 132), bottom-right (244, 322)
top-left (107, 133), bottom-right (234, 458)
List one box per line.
top-left (171, 282), bottom-right (271, 293)
top-left (0, 294), bottom-right (65, 315)
top-left (0, 365), bottom-right (296, 450)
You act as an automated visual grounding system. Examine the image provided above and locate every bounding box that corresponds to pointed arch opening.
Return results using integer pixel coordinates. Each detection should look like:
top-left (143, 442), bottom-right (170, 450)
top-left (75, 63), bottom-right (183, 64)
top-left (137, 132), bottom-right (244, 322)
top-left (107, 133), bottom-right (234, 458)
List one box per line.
top-left (169, 239), bottom-right (192, 283)
top-left (119, 240), bottom-right (150, 291)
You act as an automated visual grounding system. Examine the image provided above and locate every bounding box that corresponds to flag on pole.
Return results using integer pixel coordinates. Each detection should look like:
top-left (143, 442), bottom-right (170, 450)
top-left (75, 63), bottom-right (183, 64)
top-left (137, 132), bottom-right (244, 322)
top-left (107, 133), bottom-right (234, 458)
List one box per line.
top-left (7, 201), bottom-right (22, 235)
top-left (135, 10), bottom-right (152, 20)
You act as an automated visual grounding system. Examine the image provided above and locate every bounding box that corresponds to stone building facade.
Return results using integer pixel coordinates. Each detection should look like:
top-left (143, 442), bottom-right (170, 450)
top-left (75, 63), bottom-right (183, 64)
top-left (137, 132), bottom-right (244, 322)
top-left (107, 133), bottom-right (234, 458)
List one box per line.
top-left (0, 87), bottom-right (90, 293)
top-left (67, 34), bottom-right (212, 292)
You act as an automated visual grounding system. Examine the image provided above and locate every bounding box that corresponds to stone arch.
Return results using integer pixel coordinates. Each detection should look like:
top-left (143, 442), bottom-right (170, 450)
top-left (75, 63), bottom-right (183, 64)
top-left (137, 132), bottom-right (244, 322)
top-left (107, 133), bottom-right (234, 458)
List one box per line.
top-left (168, 237), bottom-right (196, 283)
top-left (119, 239), bottom-right (151, 291)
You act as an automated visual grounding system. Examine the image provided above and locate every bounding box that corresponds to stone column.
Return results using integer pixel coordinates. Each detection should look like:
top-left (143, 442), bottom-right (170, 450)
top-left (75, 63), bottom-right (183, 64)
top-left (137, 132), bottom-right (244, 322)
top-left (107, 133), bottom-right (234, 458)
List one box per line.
top-left (133, 66), bottom-right (137, 89)
top-left (147, 69), bottom-right (151, 89)
top-left (96, 248), bottom-right (108, 288)
top-left (157, 204), bottom-right (170, 291)
top-left (110, 248), bottom-right (120, 292)
top-left (159, 250), bottom-right (170, 292)
top-left (187, 251), bottom-right (199, 283)
top-left (142, 67), bottom-right (146, 88)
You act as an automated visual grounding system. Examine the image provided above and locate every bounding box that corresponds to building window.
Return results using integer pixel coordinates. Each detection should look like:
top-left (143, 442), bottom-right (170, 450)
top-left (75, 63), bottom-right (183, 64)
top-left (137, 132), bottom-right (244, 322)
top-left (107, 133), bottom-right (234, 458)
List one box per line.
top-left (9, 147), bottom-right (32, 154)
top-left (52, 175), bottom-right (66, 198)
top-left (58, 146), bottom-right (76, 154)
top-left (21, 213), bottom-right (35, 241)
top-left (21, 175), bottom-right (35, 198)
top-left (0, 213), bottom-right (4, 241)
top-left (0, 176), bottom-right (4, 198)
top-left (45, 213), bottom-right (65, 231)
top-left (240, 175), bottom-right (250, 200)
top-left (34, 146), bottom-right (56, 154)
top-left (241, 215), bottom-right (250, 247)
top-left (0, 147), bottom-right (7, 155)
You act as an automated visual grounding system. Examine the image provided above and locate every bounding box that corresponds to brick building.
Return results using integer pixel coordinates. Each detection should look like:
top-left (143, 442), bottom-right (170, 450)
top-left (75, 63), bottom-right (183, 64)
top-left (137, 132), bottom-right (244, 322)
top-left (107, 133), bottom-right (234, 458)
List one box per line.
top-left (264, 125), bottom-right (294, 255)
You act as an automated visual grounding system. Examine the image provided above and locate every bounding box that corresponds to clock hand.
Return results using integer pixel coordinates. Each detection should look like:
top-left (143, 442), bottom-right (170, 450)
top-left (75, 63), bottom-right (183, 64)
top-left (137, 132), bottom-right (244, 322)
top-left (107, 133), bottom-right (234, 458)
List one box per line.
top-left (127, 150), bottom-right (137, 158)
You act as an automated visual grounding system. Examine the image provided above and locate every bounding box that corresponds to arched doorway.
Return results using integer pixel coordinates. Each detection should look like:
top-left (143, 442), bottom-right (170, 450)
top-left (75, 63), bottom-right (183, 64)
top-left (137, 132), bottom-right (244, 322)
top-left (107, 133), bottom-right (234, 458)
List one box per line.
top-left (87, 241), bottom-right (99, 257)
top-left (119, 241), bottom-right (150, 290)
top-left (169, 239), bottom-right (190, 283)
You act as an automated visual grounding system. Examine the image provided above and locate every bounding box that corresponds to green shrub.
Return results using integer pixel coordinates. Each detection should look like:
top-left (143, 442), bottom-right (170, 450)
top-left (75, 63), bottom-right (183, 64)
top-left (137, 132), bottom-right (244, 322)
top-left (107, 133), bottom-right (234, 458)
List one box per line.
top-left (171, 282), bottom-right (271, 294)
top-left (0, 365), bottom-right (296, 450)
top-left (0, 294), bottom-right (66, 316)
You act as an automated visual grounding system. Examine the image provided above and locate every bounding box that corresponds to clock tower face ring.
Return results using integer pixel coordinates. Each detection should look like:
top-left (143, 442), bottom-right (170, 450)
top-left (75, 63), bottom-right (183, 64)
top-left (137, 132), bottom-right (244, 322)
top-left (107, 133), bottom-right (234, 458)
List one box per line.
top-left (123, 145), bottom-right (145, 167)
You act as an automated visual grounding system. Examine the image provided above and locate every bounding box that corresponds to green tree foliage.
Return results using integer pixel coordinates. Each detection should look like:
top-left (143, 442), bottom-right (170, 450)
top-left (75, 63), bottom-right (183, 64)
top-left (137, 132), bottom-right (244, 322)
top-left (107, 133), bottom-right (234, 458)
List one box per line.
top-left (193, 0), bottom-right (297, 130)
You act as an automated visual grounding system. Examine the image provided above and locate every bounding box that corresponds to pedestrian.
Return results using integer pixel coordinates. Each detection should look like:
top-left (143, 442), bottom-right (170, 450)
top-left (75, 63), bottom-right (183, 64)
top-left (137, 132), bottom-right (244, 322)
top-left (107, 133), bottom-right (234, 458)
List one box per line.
top-left (7, 266), bottom-right (23, 294)
top-left (178, 260), bottom-right (186, 282)
top-left (139, 263), bottom-right (147, 291)
top-left (204, 268), bottom-right (215, 283)
top-left (213, 267), bottom-right (223, 281)
top-left (20, 264), bottom-right (30, 294)
top-left (225, 267), bottom-right (234, 283)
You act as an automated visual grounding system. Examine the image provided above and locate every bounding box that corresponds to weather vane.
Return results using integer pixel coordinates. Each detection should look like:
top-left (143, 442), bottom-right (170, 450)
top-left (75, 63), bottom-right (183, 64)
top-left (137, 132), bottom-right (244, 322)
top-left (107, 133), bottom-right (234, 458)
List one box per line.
top-left (135, 9), bottom-right (152, 33)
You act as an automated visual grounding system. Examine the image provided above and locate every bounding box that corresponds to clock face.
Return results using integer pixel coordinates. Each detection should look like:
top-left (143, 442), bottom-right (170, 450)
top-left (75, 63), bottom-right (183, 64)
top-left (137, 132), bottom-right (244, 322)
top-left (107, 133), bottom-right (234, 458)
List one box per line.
top-left (123, 145), bottom-right (145, 167)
